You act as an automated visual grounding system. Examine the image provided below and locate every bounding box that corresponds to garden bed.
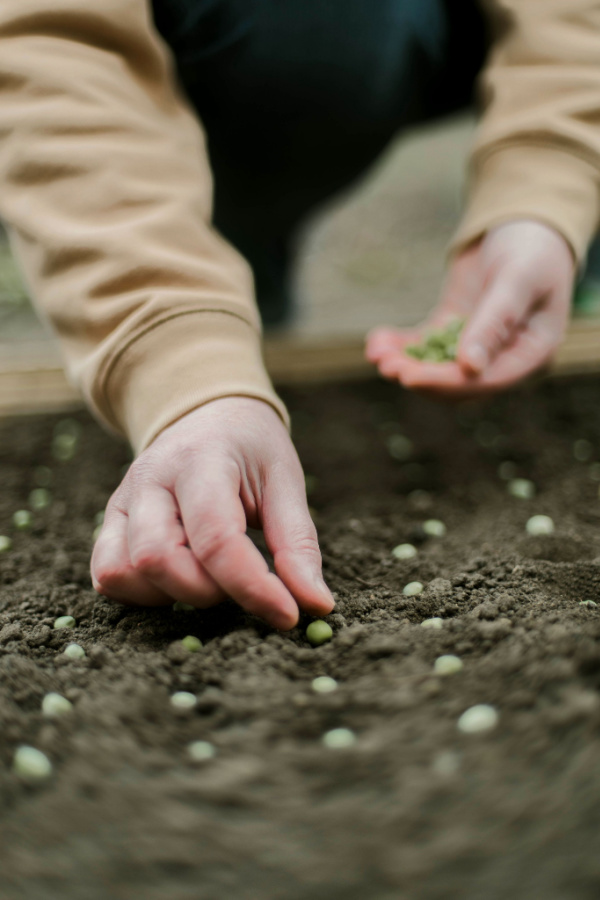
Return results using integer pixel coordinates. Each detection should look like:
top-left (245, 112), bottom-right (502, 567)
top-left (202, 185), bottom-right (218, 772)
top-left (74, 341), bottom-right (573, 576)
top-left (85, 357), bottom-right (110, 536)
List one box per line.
top-left (1, 376), bottom-right (600, 899)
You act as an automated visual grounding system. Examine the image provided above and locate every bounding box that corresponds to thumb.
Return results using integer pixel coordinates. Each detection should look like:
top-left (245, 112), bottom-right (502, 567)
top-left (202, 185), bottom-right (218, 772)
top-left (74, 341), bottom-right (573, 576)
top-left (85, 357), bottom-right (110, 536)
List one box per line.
top-left (457, 269), bottom-right (534, 375)
top-left (260, 458), bottom-right (335, 617)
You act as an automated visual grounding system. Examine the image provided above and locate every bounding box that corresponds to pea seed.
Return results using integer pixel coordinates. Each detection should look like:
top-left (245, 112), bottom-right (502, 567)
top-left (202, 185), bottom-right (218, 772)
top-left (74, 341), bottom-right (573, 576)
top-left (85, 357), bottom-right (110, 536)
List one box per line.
top-left (508, 478), bottom-right (535, 500)
top-left (403, 581), bottom-right (423, 596)
top-left (188, 740), bottom-right (216, 761)
top-left (92, 524), bottom-right (103, 542)
top-left (311, 676), bottom-right (338, 694)
top-left (63, 643), bottom-right (85, 659)
top-left (421, 617), bottom-right (444, 630)
top-left (457, 704), bottom-right (498, 734)
top-left (51, 433), bottom-right (78, 462)
top-left (33, 466), bottom-right (53, 487)
top-left (525, 514), bottom-right (554, 536)
top-left (29, 488), bottom-right (51, 511)
top-left (498, 461), bottom-right (517, 481)
top-left (322, 727), bottom-right (357, 749)
top-left (579, 600), bottom-right (598, 608)
top-left (573, 439), bottom-right (593, 462)
top-left (54, 419), bottom-right (82, 440)
top-left (94, 511), bottom-right (105, 526)
top-left (170, 691), bottom-right (197, 710)
top-left (181, 635), bottom-right (203, 652)
top-left (0, 535), bottom-right (12, 552)
top-left (422, 519), bottom-right (446, 537)
top-left (53, 615), bottom-right (75, 630)
top-left (42, 692), bottom-right (73, 717)
top-left (306, 620), bottom-right (333, 646)
top-left (387, 434), bottom-right (413, 461)
top-left (13, 509), bottom-right (32, 530)
top-left (434, 655), bottom-right (463, 675)
top-left (13, 746), bottom-right (53, 781)
top-left (404, 318), bottom-right (464, 362)
top-left (392, 543), bottom-right (417, 561)
top-left (173, 601), bottom-right (195, 612)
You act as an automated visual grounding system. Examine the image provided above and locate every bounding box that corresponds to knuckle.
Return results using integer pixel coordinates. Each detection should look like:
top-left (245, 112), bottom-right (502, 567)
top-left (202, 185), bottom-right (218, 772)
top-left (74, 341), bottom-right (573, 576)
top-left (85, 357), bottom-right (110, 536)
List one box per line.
top-left (92, 562), bottom-right (126, 596)
top-left (192, 527), bottom-right (236, 561)
top-left (130, 547), bottom-right (170, 580)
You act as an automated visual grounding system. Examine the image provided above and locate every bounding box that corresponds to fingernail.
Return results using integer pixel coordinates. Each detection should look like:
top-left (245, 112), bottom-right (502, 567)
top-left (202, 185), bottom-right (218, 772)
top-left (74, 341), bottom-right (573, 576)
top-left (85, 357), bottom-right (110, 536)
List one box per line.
top-left (464, 344), bottom-right (488, 372)
top-left (314, 575), bottom-right (335, 610)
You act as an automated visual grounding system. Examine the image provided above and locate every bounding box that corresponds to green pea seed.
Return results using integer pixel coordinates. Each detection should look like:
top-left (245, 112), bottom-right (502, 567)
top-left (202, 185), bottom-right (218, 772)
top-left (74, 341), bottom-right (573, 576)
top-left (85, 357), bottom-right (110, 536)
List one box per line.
top-left (42, 692), bottom-right (73, 717)
top-left (53, 615), bottom-right (75, 630)
top-left (173, 601), bottom-right (195, 612)
top-left (322, 727), bottom-right (357, 749)
top-left (434, 655), bottom-right (463, 675)
top-left (13, 746), bottom-right (53, 781)
top-left (13, 509), bottom-right (32, 530)
top-left (457, 704), bottom-right (498, 734)
top-left (306, 620), bottom-right (333, 646)
top-left (188, 740), bottom-right (216, 761)
top-left (387, 434), bottom-right (413, 461)
top-left (63, 643), bottom-right (85, 659)
top-left (498, 461), bottom-right (517, 481)
top-left (525, 514), bottom-right (554, 536)
top-left (170, 691), bottom-right (197, 710)
top-left (311, 676), bottom-right (338, 694)
top-left (29, 488), bottom-right (51, 511)
top-left (33, 466), bottom-right (53, 487)
top-left (573, 439), bottom-right (593, 462)
top-left (421, 617), bottom-right (444, 630)
top-left (392, 543), bottom-right (417, 560)
top-left (422, 519), bottom-right (446, 537)
top-left (0, 535), bottom-right (12, 552)
top-left (508, 478), bottom-right (535, 500)
top-left (403, 581), bottom-right (423, 596)
top-left (181, 635), bottom-right (203, 652)
top-left (579, 600), bottom-right (598, 608)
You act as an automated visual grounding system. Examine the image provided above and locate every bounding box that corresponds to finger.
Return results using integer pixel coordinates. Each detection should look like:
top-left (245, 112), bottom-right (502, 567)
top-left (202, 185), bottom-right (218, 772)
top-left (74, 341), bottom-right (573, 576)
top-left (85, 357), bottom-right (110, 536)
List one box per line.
top-left (92, 505), bottom-right (172, 607)
top-left (176, 466), bottom-right (300, 630)
top-left (127, 486), bottom-right (225, 608)
top-left (456, 270), bottom-right (531, 375)
top-left (260, 458), bottom-right (335, 617)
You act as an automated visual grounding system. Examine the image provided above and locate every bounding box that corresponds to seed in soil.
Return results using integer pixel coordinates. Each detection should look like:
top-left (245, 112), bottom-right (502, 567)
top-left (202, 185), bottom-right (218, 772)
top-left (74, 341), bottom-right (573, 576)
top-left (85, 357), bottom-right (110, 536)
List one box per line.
top-left (13, 746), bottom-right (53, 781)
top-left (170, 691), bottom-right (197, 710)
top-left (42, 693), bottom-right (73, 717)
top-left (498, 461), bottom-right (517, 481)
top-left (573, 439), bottom-right (593, 462)
top-left (33, 465), bottom-right (53, 487)
top-left (52, 433), bottom-right (79, 462)
top-left (173, 602), bottom-right (195, 612)
top-left (434, 655), bottom-right (463, 675)
top-left (403, 581), bottom-right (423, 596)
top-left (181, 635), bottom-right (203, 652)
top-left (13, 509), bottom-right (32, 530)
top-left (188, 740), bottom-right (216, 762)
top-left (387, 434), bottom-right (413, 461)
top-left (457, 704), bottom-right (499, 734)
top-left (94, 510), bottom-right (105, 526)
top-left (392, 543), bottom-right (417, 560)
top-left (63, 643), bottom-right (85, 659)
top-left (525, 515), bottom-right (554, 536)
top-left (92, 525), bottom-right (102, 542)
top-left (508, 478), bottom-right (535, 500)
top-left (322, 727), bottom-right (357, 749)
top-left (29, 488), bottom-right (51, 511)
top-left (422, 519), bottom-right (446, 537)
top-left (311, 676), bottom-right (338, 694)
top-left (580, 600), bottom-right (598, 608)
top-left (404, 318), bottom-right (464, 362)
top-left (53, 616), bottom-right (75, 630)
top-left (0, 535), bottom-right (12, 552)
top-left (421, 617), bottom-right (444, 630)
top-left (306, 620), bottom-right (333, 646)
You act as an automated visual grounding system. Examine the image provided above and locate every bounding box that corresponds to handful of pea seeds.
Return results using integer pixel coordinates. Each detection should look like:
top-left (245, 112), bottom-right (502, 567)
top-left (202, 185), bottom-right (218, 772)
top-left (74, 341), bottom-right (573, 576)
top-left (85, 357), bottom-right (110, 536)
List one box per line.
top-left (404, 318), bottom-right (465, 362)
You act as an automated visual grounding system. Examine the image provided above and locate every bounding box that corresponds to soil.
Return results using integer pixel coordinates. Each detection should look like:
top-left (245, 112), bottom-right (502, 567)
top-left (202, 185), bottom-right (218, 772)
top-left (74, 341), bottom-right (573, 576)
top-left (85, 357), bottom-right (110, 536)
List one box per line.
top-left (2, 376), bottom-right (600, 900)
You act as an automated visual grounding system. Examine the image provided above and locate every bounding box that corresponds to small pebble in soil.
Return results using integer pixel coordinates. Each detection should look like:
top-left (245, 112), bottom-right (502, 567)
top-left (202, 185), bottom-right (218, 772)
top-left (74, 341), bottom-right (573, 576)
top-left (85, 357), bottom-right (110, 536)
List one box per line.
top-left (525, 514), bottom-right (555, 536)
top-left (508, 478), bottom-right (535, 500)
top-left (13, 509), bottom-right (33, 530)
top-left (188, 740), bottom-right (216, 762)
top-left (573, 439), bottom-right (593, 462)
top-left (403, 581), bottom-right (424, 596)
top-left (392, 543), bottom-right (417, 561)
top-left (421, 618), bottom-right (444, 630)
top-left (311, 676), bottom-right (338, 694)
top-left (387, 434), bottom-right (413, 461)
top-left (33, 465), bottom-right (53, 487)
top-left (306, 620), bottom-right (333, 646)
top-left (42, 692), bottom-right (73, 717)
top-left (13, 746), bottom-right (53, 781)
top-left (29, 488), bottom-right (51, 511)
top-left (170, 691), bottom-right (197, 710)
top-left (422, 519), bottom-right (446, 537)
top-left (498, 461), bottom-right (517, 481)
top-left (54, 616), bottom-right (75, 630)
top-left (434, 655), bottom-right (464, 675)
top-left (173, 601), bottom-right (195, 612)
top-left (0, 535), bottom-right (12, 552)
top-left (579, 600), bottom-right (598, 609)
top-left (63, 642), bottom-right (85, 660)
top-left (457, 704), bottom-right (499, 734)
top-left (181, 635), bottom-right (203, 652)
top-left (322, 727), bottom-right (357, 749)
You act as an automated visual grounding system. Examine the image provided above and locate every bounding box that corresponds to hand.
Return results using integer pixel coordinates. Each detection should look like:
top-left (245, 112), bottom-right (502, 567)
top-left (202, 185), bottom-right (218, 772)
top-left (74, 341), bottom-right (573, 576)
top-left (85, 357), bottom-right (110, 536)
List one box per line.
top-left (366, 221), bottom-right (575, 396)
top-left (91, 397), bottom-right (335, 630)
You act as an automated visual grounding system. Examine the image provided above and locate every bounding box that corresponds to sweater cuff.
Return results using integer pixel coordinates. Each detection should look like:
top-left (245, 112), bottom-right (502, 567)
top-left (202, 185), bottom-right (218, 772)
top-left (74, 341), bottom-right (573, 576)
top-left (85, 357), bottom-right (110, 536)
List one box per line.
top-left (102, 309), bottom-right (289, 454)
top-left (449, 145), bottom-right (600, 266)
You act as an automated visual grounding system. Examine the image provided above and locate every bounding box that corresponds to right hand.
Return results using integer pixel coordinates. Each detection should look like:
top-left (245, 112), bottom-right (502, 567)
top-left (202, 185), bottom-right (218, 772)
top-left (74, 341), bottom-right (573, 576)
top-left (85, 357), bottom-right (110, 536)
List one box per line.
top-left (91, 397), bottom-right (335, 631)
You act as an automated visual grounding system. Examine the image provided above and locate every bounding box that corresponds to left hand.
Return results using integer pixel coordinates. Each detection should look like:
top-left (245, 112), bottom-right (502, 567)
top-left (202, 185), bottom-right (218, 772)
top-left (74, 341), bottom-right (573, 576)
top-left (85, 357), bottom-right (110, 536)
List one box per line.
top-left (365, 221), bottom-right (575, 397)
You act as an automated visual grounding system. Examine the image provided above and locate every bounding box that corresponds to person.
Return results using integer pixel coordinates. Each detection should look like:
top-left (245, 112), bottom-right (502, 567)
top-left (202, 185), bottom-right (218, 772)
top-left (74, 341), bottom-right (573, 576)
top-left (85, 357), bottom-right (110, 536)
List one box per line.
top-left (0, 1), bottom-right (597, 630)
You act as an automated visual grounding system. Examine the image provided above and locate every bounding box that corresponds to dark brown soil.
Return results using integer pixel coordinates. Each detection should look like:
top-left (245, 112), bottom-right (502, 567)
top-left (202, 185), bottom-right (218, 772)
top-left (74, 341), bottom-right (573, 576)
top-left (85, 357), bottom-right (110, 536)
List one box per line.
top-left (2, 376), bottom-right (600, 900)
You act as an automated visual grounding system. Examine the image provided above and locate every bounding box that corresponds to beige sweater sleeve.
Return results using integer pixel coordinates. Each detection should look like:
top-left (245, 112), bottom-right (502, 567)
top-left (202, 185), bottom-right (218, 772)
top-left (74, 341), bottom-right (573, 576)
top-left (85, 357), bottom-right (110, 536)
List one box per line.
top-left (0, 0), bottom-right (288, 454)
top-left (451, 0), bottom-right (600, 265)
